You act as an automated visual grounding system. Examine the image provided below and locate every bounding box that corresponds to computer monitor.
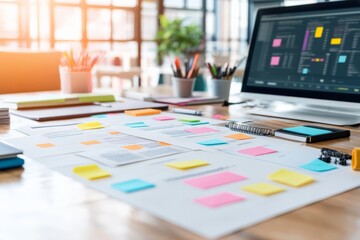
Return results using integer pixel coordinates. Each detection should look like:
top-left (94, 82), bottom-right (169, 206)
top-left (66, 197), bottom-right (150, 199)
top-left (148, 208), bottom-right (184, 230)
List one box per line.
top-left (241, 1), bottom-right (360, 125)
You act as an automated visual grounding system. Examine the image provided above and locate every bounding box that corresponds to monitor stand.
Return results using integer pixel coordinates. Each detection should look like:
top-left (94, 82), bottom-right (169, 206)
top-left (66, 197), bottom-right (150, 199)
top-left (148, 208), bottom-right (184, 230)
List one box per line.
top-left (248, 101), bottom-right (360, 126)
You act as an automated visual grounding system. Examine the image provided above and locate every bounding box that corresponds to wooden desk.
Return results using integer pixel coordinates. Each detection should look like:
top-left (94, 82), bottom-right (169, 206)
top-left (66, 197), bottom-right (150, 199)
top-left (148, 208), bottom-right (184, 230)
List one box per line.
top-left (1, 103), bottom-right (360, 240)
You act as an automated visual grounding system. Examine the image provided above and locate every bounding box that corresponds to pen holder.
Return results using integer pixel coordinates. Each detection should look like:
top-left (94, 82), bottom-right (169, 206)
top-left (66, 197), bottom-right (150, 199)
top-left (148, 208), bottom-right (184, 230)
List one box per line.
top-left (59, 67), bottom-right (92, 93)
top-left (208, 78), bottom-right (232, 100)
top-left (171, 77), bottom-right (195, 98)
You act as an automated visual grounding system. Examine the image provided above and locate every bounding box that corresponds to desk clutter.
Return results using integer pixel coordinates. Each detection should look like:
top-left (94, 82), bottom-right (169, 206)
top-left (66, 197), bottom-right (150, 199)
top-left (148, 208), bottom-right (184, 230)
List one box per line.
top-left (0, 107), bottom-right (10, 124)
top-left (0, 141), bottom-right (24, 170)
top-left (4, 110), bottom-right (360, 238)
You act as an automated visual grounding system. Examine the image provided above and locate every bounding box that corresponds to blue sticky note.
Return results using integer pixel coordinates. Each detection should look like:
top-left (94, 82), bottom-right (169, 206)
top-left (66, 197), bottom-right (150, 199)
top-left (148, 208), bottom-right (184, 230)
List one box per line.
top-left (300, 159), bottom-right (337, 172)
top-left (91, 114), bottom-right (107, 118)
top-left (125, 122), bottom-right (149, 128)
top-left (302, 68), bottom-right (308, 74)
top-left (197, 139), bottom-right (228, 146)
top-left (338, 55), bottom-right (347, 63)
top-left (283, 126), bottom-right (331, 136)
top-left (183, 121), bottom-right (209, 126)
top-left (112, 179), bottom-right (155, 193)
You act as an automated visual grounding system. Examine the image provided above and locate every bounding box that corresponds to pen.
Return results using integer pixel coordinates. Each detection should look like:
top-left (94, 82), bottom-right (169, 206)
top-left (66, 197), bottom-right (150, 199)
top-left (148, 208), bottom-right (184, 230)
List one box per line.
top-left (172, 108), bottom-right (202, 116)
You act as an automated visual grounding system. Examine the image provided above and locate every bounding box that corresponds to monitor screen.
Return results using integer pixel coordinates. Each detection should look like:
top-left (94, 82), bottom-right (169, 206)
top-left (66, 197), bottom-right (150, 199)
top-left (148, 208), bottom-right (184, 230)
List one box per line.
top-left (242, 1), bottom-right (360, 104)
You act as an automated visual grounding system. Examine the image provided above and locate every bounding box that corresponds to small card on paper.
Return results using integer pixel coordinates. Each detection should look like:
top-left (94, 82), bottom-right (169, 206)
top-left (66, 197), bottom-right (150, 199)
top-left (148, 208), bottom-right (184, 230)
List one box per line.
top-left (268, 169), bottom-right (315, 187)
top-left (36, 143), bottom-right (55, 148)
top-left (195, 192), bottom-right (245, 208)
top-left (225, 133), bottom-right (253, 140)
top-left (166, 159), bottom-right (209, 170)
top-left (238, 146), bottom-right (277, 156)
top-left (185, 171), bottom-right (246, 189)
top-left (153, 116), bottom-right (176, 121)
top-left (112, 179), bottom-right (155, 193)
top-left (242, 183), bottom-right (285, 196)
top-left (81, 140), bottom-right (101, 145)
top-left (300, 159), bottom-right (337, 172)
top-left (125, 108), bottom-right (161, 116)
top-left (73, 164), bottom-right (111, 180)
top-left (197, 139), bottom-right (228, 146)
top-left (77, 121), bottom-right (104, 130)
top-left (185, 127), bottom-right (219, 134)
top-left (122, 144), bottom-right (144, 150)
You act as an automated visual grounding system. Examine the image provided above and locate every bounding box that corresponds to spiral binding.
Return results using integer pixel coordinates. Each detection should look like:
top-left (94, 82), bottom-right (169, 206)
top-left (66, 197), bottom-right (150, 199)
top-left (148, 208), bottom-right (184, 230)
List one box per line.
top-left (225, 121), bottom-right (274, 136)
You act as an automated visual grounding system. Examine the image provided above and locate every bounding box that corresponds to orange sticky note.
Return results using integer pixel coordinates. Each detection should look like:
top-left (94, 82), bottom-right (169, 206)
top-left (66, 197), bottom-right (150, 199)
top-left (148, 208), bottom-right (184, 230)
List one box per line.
top-left (109, 131), bottom-right (120, 135)
top-left (123, 144), bottom-right (143, 150)
top-left (158, 141), bottom-right (172, 146)
top-left (125, 108), bottom-right (161, 116)
top-left (81, 140), bottom-right (101, 145)
top-left (36, 143), bottom-right (55, 148)
top-left (225, 133), bottom-right (253, 140)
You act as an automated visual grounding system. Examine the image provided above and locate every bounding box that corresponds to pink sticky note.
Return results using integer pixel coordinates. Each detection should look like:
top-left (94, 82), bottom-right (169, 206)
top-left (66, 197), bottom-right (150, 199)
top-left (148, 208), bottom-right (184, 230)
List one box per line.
top-left (272, 38), bottom-right (282, 47)
top-left (270, 56), bottom-right (280, 66)
top-left (195, 192), bottom-right (246, 208)
top-left (238, 146), bottom-right (277, 156)
top-left (185, 127), bottom-right (219, 134)
top-left (153, 116), bottom-right (176, 121)
top-left (184, 171), bottom-right (246, 189)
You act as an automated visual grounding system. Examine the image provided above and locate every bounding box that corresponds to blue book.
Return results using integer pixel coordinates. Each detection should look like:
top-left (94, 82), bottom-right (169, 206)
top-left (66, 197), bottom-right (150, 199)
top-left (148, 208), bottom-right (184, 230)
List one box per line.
top-left (0, 157), bottom-right (24, 170)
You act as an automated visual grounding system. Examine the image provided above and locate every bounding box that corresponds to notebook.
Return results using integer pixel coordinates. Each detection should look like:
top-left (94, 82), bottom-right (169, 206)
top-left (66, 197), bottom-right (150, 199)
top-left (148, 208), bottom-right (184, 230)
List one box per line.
top-left (0, 141), bottom-right (23, 159)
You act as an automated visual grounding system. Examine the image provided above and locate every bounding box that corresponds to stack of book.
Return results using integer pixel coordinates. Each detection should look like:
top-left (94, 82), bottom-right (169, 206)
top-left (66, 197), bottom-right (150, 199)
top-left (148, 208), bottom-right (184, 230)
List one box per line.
top-left (0, 107), bottom-right (10, 124)
top-left (0, 141), bottom-right (24, 170)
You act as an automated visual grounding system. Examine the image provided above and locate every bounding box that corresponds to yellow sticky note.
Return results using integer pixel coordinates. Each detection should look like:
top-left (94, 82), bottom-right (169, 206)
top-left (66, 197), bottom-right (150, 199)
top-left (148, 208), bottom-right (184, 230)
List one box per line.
top-left (123, 144), bottom-right (143, 150)
top-left (242, 183), bottom-right (285, 196)
top-left (225, 133), bottom-right (253, 140)
top-left (315, 26), bottom-right (323, 38)
top-left (268, 169), bottom-right (314, 187)
top-left (109, 131), bottom-right (120, 135)
top-left (158, 141), bottom-right (172, 146)
top-left (125, 108), bottom-right (161, 116)
top-left (36, 143), bottom-right (55, 148)
top-left (81, 140), bottom-right (101, 145)
top-left (73, 164), bottom-right (111, 180)
top-left (331, 38), bottom-right (341, 45)
top-left (77, 121), bottom-right (104, 130)
top-left (166, 159), bottom-right (209, 170)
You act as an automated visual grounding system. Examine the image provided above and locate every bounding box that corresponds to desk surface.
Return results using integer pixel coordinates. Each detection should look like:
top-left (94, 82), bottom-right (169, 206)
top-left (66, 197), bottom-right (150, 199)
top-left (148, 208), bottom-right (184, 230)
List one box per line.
top-left (1, 101), bottom-right (360, 240)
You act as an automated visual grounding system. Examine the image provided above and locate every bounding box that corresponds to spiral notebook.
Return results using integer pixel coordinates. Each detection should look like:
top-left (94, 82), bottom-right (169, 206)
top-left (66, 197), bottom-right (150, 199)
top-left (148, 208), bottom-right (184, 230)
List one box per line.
top-left (225, 121), bottom-right (275, 136)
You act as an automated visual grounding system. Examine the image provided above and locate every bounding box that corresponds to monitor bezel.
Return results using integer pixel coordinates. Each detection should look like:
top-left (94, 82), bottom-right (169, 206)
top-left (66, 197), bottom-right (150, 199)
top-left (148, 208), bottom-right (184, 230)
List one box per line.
top-left (241, 1), bottom-right (360, 104)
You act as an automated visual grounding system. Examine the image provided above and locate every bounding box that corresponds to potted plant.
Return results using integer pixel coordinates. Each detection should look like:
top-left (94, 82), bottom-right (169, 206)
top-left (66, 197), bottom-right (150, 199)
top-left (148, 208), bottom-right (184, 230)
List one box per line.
top-left (155, 15), bottom-right (204, 62)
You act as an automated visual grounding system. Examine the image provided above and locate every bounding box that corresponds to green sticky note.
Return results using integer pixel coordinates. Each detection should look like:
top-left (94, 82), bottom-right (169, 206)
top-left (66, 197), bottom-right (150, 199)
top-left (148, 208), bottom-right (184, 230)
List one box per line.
top-left (300, 159), bottom-right (337, 172)
top-left (283, 126), bottom-right (331, 136)
top-left (78, 94), bottom-right (115, 102)
top-left (179, 118), bottom-right (200, 123)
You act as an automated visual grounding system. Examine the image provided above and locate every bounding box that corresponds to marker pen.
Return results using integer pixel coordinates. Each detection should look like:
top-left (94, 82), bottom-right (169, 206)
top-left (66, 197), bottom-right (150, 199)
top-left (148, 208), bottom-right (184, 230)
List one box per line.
top-left (172, 108), bottom-right (202, 116)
